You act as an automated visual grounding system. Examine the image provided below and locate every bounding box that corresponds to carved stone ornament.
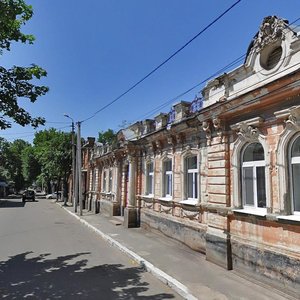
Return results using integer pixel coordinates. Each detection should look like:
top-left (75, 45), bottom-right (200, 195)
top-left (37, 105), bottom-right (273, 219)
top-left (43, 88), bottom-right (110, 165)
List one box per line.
top-left (236, 123), bottom-right (260, 142)
top-left (181, 208), bottom-right (199, 220)
top-left (167, 135), bottom-right (175, 146)
top-left (213, 117), bottom-right (224, 143)
top-left (176, 133), bottom-right (185, 145)
top-left (154, 140), bottom-right (163, 155)
top-left (253, 16), bottom-right (286, 52)
top-left (202, 121), bottom-right (212, 145)
top-left (285, 107), bottom-right (300, 129)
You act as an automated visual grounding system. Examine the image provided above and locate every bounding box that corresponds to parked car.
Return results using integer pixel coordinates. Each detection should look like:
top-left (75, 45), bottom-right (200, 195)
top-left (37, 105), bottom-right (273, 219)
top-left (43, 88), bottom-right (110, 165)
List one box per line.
top-left (22, 190), bottom-right (35, 202)
top-left (46, 191), bottom-right (62, 199)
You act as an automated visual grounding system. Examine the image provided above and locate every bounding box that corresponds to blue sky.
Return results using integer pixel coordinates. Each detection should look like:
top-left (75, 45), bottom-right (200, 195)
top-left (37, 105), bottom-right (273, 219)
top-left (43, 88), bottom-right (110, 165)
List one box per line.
top-left (2, 0), bottom-right (300, 142)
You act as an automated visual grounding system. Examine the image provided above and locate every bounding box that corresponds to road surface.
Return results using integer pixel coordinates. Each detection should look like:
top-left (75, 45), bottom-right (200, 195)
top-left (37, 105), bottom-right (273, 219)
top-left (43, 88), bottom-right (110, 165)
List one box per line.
top-left (0, 197), bottom-right (182, 299)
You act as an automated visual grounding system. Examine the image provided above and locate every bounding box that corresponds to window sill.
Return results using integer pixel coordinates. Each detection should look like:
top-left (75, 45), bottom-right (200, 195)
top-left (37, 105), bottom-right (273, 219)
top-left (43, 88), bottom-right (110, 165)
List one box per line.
top-left (179, 199), bottom-right (199, 206)
top-left (158, 197), bottom-right (173, 202)
top-left (141, 194), bottom-right (154, 198)
top-left (277, 215), bottom-right (300, 222)
top-left (233, 208), bottom-right (267, 217)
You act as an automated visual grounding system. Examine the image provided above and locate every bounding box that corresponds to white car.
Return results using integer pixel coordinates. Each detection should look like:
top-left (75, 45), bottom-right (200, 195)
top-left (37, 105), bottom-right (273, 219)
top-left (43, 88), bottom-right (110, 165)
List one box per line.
top-left (46, 192), bottom-right (62, 199)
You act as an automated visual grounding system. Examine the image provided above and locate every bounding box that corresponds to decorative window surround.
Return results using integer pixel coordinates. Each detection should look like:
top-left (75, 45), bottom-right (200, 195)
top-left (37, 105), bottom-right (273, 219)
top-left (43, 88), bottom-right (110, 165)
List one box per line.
top-left (231, 117), bottom-right (271, 210)
top-left (275, 105), bottom-right (300, 214)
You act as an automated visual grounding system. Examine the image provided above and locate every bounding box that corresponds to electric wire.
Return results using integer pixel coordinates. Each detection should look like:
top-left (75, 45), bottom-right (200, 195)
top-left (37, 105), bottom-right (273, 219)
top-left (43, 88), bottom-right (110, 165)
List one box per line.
top-left (118, 55), bottom-right (300, 142)
top-left (80, 0), bottom-right (243, 123)
top-left (123, 17), bottom-right (300, 126)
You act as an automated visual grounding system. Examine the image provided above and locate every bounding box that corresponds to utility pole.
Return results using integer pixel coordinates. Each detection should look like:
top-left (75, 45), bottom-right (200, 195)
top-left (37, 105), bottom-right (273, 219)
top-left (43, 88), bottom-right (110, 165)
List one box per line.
top-left (69, 121), bottom-right (76, 207)
top-left (76, 121), bottom-right (83, 216)
top-left (64, 114), bottom-right (76, 211)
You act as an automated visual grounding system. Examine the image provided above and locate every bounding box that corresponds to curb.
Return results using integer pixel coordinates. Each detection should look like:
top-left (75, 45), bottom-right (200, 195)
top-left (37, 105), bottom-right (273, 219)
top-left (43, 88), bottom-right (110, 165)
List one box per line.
top-left (61, 205), bottom-right (198, 300)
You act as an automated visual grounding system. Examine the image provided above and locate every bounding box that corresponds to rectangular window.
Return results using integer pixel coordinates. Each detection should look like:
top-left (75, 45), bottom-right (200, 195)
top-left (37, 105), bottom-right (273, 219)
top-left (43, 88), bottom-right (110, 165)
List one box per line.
top-left (102, 171), bottom-right (107, 192)
top-left (292, 163), bottom-right (300, 212)
top-left (243, 167), bottom-right (254, 206)
top-left (242, 163), bottom-right (266, 208)
top-left (256, 166), bottom-right (266, 208)
top-left (186, 156), bottom-right (198, 199)
top-left (95, 169), bottom-right (99, 191)
top-left (108, 169), bottom-right (113, 192)
top-left (146, 162), bottom-right (154, 195)
top-left (163, 160), bottom-right (172, 197)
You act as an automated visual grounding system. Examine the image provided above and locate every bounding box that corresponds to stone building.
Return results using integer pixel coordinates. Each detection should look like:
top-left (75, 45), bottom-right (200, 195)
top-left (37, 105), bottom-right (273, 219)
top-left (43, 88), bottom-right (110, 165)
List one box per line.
top-left (82, 16), bottom-right (300, 296)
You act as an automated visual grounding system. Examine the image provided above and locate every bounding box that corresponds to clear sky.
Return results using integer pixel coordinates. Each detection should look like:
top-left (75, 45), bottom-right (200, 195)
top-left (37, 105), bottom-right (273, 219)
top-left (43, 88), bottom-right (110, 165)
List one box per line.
top-left (2, 0), bottom-right (300, 143)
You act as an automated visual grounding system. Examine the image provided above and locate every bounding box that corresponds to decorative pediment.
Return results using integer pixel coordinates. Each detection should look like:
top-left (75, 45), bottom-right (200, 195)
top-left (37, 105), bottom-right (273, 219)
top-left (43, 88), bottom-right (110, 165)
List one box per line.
top-left (274, 105), bottom-right (300, 129)
top-left (231, 117), bottom-right (264, 142)
top-left (253, 16), bottom-right (287, 52)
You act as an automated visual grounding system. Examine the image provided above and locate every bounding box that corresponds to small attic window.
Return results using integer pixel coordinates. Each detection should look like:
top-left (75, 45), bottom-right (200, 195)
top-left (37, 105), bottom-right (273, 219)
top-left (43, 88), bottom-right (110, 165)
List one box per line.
top-left (260, 46), bottom-right (282, 70)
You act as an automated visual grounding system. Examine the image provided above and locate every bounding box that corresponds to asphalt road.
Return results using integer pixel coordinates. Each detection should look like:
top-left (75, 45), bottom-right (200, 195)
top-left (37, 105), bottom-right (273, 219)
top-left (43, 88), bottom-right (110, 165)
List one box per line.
top-left (0, 197), bottom-right (182, 299)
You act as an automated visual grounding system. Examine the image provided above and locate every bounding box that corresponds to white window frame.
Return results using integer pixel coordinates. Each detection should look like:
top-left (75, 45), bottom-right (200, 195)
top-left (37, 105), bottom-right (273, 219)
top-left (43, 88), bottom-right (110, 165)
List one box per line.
top-left (185, 156), bottom-right (198, 200)
top-left (289, 135), bottom-right (300, 215)
top-left (146, 161), bottom-right (154, 196)
top-left (241, 144), bottom-right (266, 211)
top-left (102, 170), bottom-right (107, 192)
top-left (163, 159), bottom-right (172, 198)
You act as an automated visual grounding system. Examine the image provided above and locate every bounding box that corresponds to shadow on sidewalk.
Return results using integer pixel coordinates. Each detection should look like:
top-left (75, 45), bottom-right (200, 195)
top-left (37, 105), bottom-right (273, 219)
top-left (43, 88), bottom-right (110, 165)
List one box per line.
top-left (0, 252), bottom-right (176, 299)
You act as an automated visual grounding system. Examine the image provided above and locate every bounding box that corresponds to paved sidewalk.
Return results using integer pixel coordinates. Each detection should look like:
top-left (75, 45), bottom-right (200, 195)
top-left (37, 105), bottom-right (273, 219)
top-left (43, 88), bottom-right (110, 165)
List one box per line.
top-left (59, 204), bottom-right (296, 300)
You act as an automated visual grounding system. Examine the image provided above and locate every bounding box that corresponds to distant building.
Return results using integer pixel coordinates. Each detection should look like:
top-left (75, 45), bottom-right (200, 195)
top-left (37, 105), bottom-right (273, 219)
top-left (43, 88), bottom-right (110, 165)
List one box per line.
top-left (82, 16), bottom-right (300, 296)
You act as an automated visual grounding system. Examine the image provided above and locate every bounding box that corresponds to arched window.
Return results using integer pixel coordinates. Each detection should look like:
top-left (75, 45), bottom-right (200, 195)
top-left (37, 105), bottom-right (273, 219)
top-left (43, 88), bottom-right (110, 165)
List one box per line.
top-left (163, 159), bottom-right (172, 197)
top-left (290, 136), bottom-right (300, 214)
top-left (242, 143), bottom-right (266, 209)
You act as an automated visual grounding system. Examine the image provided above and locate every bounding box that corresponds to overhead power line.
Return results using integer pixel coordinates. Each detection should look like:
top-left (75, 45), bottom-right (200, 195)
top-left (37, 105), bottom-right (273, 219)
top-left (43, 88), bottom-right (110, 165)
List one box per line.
top-left (125, 15), bottom-right (300, 123)
top-left (81, 0), bottom-right (242, 123)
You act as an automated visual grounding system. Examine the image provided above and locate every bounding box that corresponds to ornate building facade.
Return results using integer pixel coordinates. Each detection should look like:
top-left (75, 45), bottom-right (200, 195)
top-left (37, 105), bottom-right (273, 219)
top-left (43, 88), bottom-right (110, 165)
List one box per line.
top-left (82, 16), bottom-right (300, 296)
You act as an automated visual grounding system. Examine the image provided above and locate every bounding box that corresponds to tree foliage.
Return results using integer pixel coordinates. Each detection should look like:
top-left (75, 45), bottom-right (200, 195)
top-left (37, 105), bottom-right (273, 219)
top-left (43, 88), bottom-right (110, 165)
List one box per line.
top-left (98, 129), bottom-right (117, 145)
top-left (0, 0), bottom-right (49, 129)
top-left (0, 137), bottom-right (30, 190)
top-left (33, 129), bottom-right (72, 191)
top-left (21, 144), bottom-right (40, 185)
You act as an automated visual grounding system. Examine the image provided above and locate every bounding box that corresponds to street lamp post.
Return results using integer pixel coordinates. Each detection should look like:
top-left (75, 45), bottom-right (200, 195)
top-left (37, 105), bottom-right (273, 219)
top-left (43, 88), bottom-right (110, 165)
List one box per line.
top-left (76, 121), bottom-right (83, 216)
top-left (64, 114), bottom-right (76, 211)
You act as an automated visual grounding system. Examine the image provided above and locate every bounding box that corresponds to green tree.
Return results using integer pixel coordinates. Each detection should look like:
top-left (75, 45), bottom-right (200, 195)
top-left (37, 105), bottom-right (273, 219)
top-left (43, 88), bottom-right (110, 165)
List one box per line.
top-left (0, 138), bottom-right (29, 190)
top-left (0, 0), bottom-right (48, 129)
top-left (33, 129), bottom-right (72, 195)
top-left (21, 144), bottom-right (41, 186)
top-left (98, 129), bottom-right (117, 144)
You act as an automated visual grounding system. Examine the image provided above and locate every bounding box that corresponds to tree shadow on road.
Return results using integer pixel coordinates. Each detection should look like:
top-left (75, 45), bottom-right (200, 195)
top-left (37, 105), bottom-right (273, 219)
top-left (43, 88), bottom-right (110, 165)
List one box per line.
top-left (0, 252), bottom-right (177, 299)
top-left (0, 199), bottom-right (25, 208)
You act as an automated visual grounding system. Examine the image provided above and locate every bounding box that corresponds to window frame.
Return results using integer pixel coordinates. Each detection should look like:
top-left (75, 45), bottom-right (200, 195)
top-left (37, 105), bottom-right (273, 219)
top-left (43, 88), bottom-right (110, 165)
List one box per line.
top-left (108, 169), bottom-right (113, 192)
top-left (102, 170), bottom-right (107, 192)
top-left (289, 134), bottom-right (300, 215)
top-left (146, 161), bottom-right (154, 196)
top-left (162, 158), bottom-right (173, 198)
top-left (241, 143), bottom-right (267, 211)
top-left (185, 155), bottom-right (198, 200)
